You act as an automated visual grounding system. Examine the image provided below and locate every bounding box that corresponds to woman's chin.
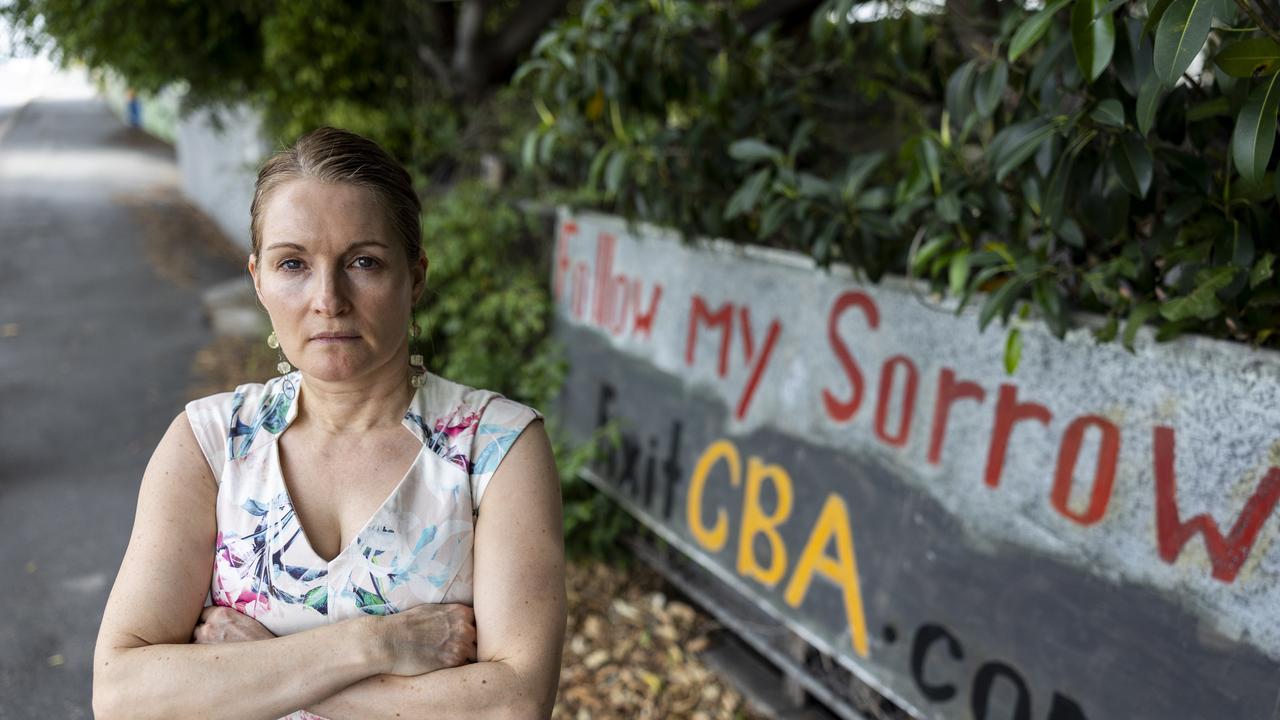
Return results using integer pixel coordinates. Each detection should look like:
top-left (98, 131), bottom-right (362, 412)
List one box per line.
top-left (296, 356), bottom-right (371, 383)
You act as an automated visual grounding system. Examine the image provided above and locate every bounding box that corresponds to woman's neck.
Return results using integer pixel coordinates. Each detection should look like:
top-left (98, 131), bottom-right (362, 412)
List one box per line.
top-left (294, 360), bottom-right (417, 435)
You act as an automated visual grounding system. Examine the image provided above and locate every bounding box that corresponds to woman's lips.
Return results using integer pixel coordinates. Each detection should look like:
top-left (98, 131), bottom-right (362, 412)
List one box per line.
top-left (310, 335), bottom-right (360, 343)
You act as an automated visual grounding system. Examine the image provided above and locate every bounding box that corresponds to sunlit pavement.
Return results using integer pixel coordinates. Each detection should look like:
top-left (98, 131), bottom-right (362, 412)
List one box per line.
top-left (0, 60), bottom-right (243, 717)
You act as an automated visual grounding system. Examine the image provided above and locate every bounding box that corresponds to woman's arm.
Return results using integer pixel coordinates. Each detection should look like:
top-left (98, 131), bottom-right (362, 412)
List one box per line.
top-left (92, 412), bottom-right (390, 720)
top-left (299, 419), bottom-right (568, 720)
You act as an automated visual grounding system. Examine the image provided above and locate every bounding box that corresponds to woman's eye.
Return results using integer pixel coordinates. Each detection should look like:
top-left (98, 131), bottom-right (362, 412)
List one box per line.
top-left (278, 259), bottom-right (303, 271)
top-left (352, 256), bottom-right (381, 269)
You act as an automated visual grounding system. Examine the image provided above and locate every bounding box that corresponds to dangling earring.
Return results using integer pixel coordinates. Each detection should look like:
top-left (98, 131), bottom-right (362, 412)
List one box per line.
top-left (409, 318), bottom-right (425, 388)
top-left (267, 330), bottom-right (292, 374)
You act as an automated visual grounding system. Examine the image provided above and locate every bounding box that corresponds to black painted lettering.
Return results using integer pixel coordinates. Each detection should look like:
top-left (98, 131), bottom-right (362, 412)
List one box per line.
top-left (910, 623), bottom-right (964, 702)
top-left (970, 661), bottom-right (1031, 720)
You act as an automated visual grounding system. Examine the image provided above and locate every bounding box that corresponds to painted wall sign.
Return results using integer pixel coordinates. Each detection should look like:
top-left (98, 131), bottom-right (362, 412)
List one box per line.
top-left (550, 210), bottom-right (1280, 719)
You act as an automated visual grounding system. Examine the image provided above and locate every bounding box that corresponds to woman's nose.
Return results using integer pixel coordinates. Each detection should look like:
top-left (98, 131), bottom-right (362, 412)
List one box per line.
top-left (311, 266), bottom-right (351, 316)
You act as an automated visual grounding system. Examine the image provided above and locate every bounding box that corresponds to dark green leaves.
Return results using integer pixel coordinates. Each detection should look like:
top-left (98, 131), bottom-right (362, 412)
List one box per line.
top-left (514, 0), bottom-right (1280, 358)
top-left (975, 60), bottom-right (1010, 118)
top-left (1159, 266), bottom-right (1239, 320)
top-left (1231, 73), bottom-right (1280, 186)
top-left (979, 278), bottom-right (1027, 331)
top-left (1251, 252), bottom-right (1276, 288)
top-left (729, 139), bottom-right (784, 164)
top-left (946, 59), bottom-right (979, 134)
top-left (1091, 98), bottom-right (1125, 126)
top-left (1010, 0), bottom-right (1073, 62)
top-left (1137, 73), bottom-right (1165, 134)
top-left (1214, 38), bottom-right (1280, 79)
top-left (1143, 0), bottom-right (1174, 38)
top-left (1122, 302), bottom-right (1159, 350)
top-left (1004, 327), bottom-right (1023, 374)
top-left (990, 118), bottom-right (1060, 181)
top-left (725, 169), bottom-right (772, 220)
top-left (1153, 0), bottom-right (1214, 87)
top-left (1072, 0), bottom-right (1118, 83)
top-left (1115, 134), bottom-right (1154, 197)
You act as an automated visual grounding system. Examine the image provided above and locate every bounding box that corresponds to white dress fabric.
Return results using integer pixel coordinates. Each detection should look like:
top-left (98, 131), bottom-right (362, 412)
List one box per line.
top-left (184, 369), bottom-right (541, 719)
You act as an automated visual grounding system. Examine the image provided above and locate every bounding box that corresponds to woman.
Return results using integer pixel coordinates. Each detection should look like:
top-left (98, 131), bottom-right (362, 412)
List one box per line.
top-left (92, 127), bottom-right (566, 719)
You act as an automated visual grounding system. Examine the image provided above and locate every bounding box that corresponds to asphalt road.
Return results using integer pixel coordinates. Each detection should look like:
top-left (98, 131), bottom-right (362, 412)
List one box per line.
top-left (0, 85), bottom-right (244, 716)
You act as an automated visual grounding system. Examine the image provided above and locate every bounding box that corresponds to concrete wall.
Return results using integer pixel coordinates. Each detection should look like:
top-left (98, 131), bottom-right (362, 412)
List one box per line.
top-left (552, 209), bottom-right (1280, 720)
top-left (93, 68), bottom-right (183, 144)
top-left (174, 102), bottom-right (271, 251)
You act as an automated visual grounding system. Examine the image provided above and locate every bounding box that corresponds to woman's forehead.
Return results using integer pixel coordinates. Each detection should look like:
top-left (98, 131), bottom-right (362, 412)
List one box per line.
top-left (260, 178), bottom-right (392, 251)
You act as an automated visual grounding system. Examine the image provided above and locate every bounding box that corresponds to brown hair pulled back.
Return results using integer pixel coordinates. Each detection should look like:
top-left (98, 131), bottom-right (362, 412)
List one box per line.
top-left (250, 127), bottom-right (422, 263)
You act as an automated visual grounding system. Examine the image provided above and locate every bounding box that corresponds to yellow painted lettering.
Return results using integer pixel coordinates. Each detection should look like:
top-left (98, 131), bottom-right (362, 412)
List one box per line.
top-left (782, 494), bottom-right (870, 657)
top-left (686, 440), bottom-right (741, 552)
top-left (736, 457), bottom-right (793, 586)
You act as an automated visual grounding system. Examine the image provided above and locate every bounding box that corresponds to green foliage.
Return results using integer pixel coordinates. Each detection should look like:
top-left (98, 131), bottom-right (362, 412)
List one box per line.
top-left (2, 0), bottom-right (637, 559)
top-left (516, 0), bottom-right (927, 279)
top-left (412, 183), bottom-right (634, 558)
top-left (518, 0), bottom-right (1280, 363)
top-left (0, 0), bottom-right (547, 180)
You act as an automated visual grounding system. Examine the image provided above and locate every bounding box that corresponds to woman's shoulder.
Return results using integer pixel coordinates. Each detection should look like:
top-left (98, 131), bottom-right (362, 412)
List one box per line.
top-left (185, 373), bottom-right (298, 423)
top-left (417, 373), bottom-right (545, 509)
top-left (413, 372), bottom-right (543, 472)
top-left (421, 371), bottom-right (541, 423)
top-left (184, 373), bottom-right (300, 464)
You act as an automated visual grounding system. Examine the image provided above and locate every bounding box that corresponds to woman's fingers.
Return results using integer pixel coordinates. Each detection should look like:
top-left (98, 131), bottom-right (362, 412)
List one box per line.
top-left (190, 605), bottom-right (276, 644)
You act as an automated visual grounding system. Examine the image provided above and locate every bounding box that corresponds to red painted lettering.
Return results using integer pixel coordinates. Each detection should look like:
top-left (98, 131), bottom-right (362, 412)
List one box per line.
top-left (1153, 426), bottom-right (1280, 583)
top-left (633, 284), bottom-right (663, 339)
top-left (823, 291), bottom-right (879, 423)
top-left (984, 384), bottom-right (1052, 488)
top-left (736, 319), bottom-right (782, 421)
top-left (928, 368), bottom-right (987, 465)
top-left (554, 221), bottom-right (576, 302)
top-left (593, 233), bottom-right (615, 327)
top-left (1050, 415), bottom-right (1120, 525)
top-left (572, 261), bottom-right (590, 320)
top-left (874, 355), bottom-right (919, 447)
top-left (687, 296), bottom-right (734, 377)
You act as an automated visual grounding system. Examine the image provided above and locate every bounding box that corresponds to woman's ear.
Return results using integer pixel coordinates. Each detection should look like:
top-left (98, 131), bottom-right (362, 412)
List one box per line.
top-left (411, 254), bottom-right (429, 305)
top-left (246, 253), bottom-right (265, 306)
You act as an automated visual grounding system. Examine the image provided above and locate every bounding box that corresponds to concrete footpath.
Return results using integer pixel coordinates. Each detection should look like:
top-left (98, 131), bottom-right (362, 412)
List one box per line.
top-left (0, 69), bottom-right (246, 717)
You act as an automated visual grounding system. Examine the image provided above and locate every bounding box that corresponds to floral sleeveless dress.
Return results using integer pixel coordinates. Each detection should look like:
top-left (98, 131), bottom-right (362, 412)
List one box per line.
top-left (184, 370), bottom-right (542, 720)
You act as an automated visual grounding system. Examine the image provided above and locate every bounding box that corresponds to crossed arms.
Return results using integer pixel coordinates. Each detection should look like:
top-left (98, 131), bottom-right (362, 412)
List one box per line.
top-left (92, 412), bottom-right (566, 720)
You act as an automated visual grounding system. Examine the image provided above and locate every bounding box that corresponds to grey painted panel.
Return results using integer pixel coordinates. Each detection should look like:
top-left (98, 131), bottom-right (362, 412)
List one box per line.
top-left (174, 102), bottom-right (269, 250)
top-left (551, 211), bottom-right (1280, 719)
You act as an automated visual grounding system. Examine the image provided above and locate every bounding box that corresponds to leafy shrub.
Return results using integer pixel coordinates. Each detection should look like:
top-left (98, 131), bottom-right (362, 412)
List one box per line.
top-left (518, 0), bottom-right (1280, 369)
top-left (413, 182), bottom-right (634, 559)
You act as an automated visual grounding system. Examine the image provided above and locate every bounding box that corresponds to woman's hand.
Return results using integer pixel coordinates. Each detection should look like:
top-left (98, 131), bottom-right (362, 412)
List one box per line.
top-left (376, 603), bottom-right (477, 677)
top-left (192, 605), bottom-right (277, 644)
top-left (191, 601), bottom-right (476, 677)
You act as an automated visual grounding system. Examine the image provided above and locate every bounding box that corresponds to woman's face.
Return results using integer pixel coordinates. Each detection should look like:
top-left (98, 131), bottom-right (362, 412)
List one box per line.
top-left (248, 177), bottom-right (427, 384)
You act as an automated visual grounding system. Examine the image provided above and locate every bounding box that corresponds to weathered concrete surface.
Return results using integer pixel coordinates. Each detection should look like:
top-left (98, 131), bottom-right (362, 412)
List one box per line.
top-left (175, 102), bottom-right (271, 250)
top-left (0, 75), bottom-right (243, 717)
top-left (552, 210), bottom-right (1280, 719)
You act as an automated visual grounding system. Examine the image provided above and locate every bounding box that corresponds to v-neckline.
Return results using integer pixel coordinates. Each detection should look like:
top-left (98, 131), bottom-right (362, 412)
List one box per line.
top-left (270, 372), bottom-right (428, 568)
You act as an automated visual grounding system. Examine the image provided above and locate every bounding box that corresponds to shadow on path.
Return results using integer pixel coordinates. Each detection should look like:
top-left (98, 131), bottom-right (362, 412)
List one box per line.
top-left (0, 94), bottom-right (245, 718)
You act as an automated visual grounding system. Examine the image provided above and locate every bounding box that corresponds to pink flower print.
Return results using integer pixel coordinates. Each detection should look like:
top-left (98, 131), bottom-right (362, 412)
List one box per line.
top-left (232, 589), bottom-right (271, 614)
top-left (218, 587), bottom-right (270, 615)
top-left (433, 410), bottom-right (479, 442)
top-left (215, 531), bottom-right (245, 567)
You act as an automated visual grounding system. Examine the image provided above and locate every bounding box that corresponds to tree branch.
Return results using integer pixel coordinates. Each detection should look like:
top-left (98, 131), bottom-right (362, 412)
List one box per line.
top-left (481, 0), bottom-right (571, 87)
top-left (451, 0), bottom-right (486, 86)
top-left (740, 0), bottom-right (826, 36)
top-left (397, 0), bottom-right (456, 95)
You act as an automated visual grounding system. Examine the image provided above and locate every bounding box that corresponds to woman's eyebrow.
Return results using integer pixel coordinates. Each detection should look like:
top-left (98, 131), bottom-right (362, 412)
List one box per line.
top-left (263, 241), bottom-right (307, 252)
top-left (262, 240), bottom-right (389, 253)
top-left (346, 240), bottom-right (390, 251)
